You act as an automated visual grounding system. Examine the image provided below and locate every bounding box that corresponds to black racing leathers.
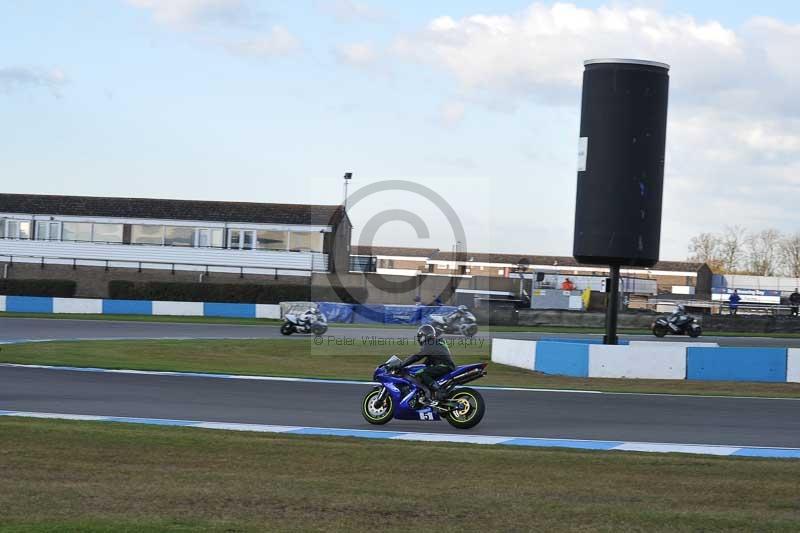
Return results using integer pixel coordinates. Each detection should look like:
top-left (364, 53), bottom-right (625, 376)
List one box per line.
top-left (402, 340), bottom-right (455, 398)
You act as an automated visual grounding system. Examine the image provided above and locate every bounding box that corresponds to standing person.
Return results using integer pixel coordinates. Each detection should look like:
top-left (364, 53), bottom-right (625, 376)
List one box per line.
top-left (790, 289), bottom-right (800, 317)
top-left (729, 289), bottom-right (741, 316)
top-left (561, 278), bottom-right (576, 291)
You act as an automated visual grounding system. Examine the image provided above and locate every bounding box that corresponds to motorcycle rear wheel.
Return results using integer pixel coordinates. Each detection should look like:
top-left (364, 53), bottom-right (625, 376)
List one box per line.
top-left (444, 387), bottom-right (485, 430)
top-left (362, 388), bottom-right (394, 425)
top-left (463, 324), bottom-right (478, 338)
top-left (652, 324), bottom-right (668, 338)
top-left (280, 323), bottom-right (293, 336)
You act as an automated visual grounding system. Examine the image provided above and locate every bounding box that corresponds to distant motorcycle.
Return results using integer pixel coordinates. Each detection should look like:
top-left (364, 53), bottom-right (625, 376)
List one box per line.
top-left (429, 305), bottom-right (479, 337)
top-left (362, 355), bottom-right (488, 429)
top-left (281, 308), bottom-right (328, 336)
top-left (652, 305), bottom-right (702, 338)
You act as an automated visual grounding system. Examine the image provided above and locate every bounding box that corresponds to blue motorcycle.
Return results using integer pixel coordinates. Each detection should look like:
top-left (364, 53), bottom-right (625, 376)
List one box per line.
top-left (361, 356), bottom-right (488, 430)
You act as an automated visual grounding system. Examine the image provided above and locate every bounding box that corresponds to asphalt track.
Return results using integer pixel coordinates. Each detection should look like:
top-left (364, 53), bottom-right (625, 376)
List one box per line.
top-left (2, 317), bottom-right (800, 347)
top-left (2, 366), bottom-right (799, 448)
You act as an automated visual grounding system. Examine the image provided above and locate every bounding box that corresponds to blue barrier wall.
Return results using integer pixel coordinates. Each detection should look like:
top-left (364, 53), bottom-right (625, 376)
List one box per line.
top-left (351, 304), bottom-right (386, 324)
top-left (535, 341), bottom-right (590, 378)
top-left (102, 299), bottom-right (152, 315)
top-left (203, 303), bottom-right (256, 318)
top-left (686, 347), bottom-right (788, 382)
top-left (5, 296), bottom-right (54, 313)
top-left (317, 302), bottom-right (354, 324)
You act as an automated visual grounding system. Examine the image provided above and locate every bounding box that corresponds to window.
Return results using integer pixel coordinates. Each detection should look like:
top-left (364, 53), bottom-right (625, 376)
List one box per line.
top-left (62, 222), bottom-right (92, 242)
top-left (0, 219), bottom-right (4, 237)
top-left (256, 230), bottom-right (288, 251)
top-left (131, 224), bottom-right (164, 245)
top-left (164, 226), bottom-right (194, 247)
top-left (228, 229), bottom-right (255, 250)
top-left (92, 223), bottom-right (123, 243)
top-left (196, 228), bottom-right (223, 248)
top-left (289, 231), bottom-right (323, 252)
top-left (5, 220), bottom-right (31, 239)
top-left (36, 221), bottom-right (61, 241)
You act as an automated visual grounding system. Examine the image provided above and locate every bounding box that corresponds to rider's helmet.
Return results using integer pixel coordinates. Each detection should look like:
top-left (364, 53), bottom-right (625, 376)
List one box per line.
top-left (416, 324), bottom-right (438, 346)
top-left (457, 305), bottom-right (468, 312)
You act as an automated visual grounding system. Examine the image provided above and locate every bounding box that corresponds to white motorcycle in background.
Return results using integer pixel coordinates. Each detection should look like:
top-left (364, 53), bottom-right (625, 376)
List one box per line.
top-left (429, 305), bottom-right (479, 338)
top-left (281, 308), bottom-right (328, 336)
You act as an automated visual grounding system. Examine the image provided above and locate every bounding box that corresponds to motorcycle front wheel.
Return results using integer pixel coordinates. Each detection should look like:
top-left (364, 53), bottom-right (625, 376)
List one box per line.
top-left (311, 323), bottom-right (328, 336)
top-left (280, 323), bottom-right (293, 336)
top-left (444, 387), bottom-right (485, 430)
top-left (652, 324), bottom-right (668, 338)
top-left (688, 325), bottom-right (702, 338)
top-left (362, 388), bottom-right (394, 425)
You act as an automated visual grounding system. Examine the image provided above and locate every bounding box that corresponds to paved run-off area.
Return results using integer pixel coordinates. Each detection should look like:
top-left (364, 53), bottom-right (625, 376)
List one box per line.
top-left (4, 316), bottom-right (800, 347)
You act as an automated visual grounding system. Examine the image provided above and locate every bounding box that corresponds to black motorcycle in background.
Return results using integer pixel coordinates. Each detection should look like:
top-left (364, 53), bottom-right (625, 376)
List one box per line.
top-left (652, 305), bottom-right (702, 338)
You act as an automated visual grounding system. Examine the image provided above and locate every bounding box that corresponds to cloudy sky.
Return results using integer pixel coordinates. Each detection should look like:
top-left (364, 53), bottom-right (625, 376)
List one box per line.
top-left (3, 1), bottom-right (800, 261)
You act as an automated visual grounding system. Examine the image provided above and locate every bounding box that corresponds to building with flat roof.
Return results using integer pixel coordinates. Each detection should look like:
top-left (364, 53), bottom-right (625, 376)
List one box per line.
top-left (351, 245), bottom-right (711, 296)
top-left (0, 193), bottom-right (351, 276)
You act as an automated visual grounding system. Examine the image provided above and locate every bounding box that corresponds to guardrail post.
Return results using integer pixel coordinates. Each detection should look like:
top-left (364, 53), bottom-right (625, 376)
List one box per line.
top-left (138, 262), bottom-right (142, 273)
top-left (72, 258), bottom-right (77, 270)
top-left (205, 265), bottom-right (209, 278)
top-left (274, 268), bottom-right (278, 280)
top-left (171, 263), bottom-right (175, 275)
top-left (239, 266), bottom-right (244, 279)
top-left (105, 260), bottom-right (109, 272)
top-left (40, 257), bottom-right (45, 269)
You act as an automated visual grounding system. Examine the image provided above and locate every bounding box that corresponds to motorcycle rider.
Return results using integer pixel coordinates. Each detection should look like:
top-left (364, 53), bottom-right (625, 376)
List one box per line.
top-left (400, 324), bottom-right (455, 405)
top-left (668, 305), bottom-right (685, 331)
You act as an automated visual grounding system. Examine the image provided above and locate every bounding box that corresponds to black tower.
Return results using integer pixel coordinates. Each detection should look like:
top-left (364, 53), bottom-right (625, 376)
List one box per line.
top-left (572, 59), bottom-right (670, 344)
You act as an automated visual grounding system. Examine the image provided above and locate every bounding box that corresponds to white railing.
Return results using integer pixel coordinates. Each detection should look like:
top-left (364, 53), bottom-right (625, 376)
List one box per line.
top-left (0, 239), bottom-right (328, 277)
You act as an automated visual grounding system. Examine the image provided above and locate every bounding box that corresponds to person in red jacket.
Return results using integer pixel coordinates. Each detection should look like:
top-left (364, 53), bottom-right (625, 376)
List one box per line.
top-left (561, 278), bottom-right (576, 291)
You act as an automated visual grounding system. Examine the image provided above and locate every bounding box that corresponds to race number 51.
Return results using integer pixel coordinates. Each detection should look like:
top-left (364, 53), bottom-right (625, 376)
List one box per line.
top-left (419, 411), bottom-right (434, 421)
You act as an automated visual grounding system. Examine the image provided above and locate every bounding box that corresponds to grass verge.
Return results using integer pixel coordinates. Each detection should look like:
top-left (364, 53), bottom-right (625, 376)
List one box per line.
top-left (1, 417), bottom-right (799, 532)
top-left (3, 338), bottom-right (800, 398)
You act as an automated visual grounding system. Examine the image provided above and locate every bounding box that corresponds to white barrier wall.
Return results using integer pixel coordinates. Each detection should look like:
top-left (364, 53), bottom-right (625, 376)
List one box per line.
top-left (589, 344), bottom-right (687, 379)
top-left (788, 349), bottom-right (800, 383)
top-left (52, 297), bottom-right (104, 314)
top-left (256, 304), bottom-right (282, 320)
top-left (152, 301), bottom-right (204, 316)
top-left (0, 295), bottom-right (5, 312)
top-left (491, 339), bottom-right (536, 370)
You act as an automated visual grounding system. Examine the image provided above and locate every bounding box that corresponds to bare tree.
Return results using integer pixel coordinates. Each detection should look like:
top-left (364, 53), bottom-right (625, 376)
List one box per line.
top-left (688, 232), bottom-right (723, 270)
top-left (745, 229), bottom-right (782, 276)
top-left (718, 225), bottom-right (747, 273)
top-left (780, 233), bottom-right (800, 278)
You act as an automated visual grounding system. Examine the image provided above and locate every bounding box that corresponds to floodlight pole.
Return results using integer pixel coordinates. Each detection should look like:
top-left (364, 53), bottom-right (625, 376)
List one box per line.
top-left (604, 264), bottom-right (621, 345)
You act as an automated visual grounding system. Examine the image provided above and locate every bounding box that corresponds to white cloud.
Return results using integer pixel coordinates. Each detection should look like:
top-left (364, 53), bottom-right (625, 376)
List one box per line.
top-left (225, 26), bottom-right (301, 58)
top-left (334, 42), bottom-right (378, 67)
top-left (316, 0), bottom-right (384, 23)
top-left (394, 3), bottom-right (747, 103)
top-left (439, 101), bottom-right (465, 126)
top-left (127, 0), bottom-right (252, 29)
top-left (0, 66), bottom-right (67, 95)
